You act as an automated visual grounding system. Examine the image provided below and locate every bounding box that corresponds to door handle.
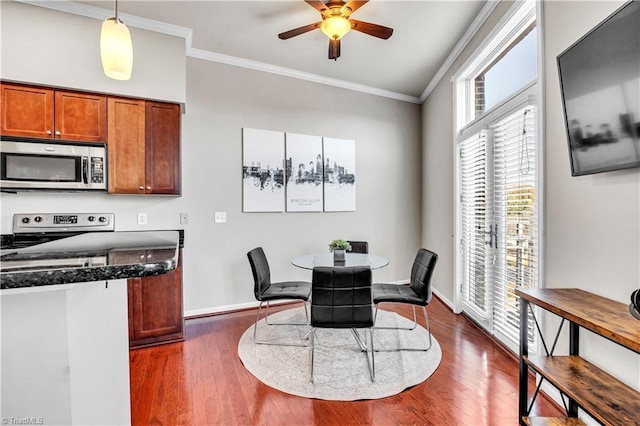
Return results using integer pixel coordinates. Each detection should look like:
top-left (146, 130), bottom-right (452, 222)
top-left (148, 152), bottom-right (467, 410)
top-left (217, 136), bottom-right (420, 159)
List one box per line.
top-left (82, 157), bottom-right (88, 184)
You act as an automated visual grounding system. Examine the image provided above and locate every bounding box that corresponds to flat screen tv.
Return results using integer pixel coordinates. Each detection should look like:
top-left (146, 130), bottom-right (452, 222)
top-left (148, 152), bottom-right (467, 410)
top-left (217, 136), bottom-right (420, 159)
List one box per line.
top-left (557, 0), bottom-right (640, 176)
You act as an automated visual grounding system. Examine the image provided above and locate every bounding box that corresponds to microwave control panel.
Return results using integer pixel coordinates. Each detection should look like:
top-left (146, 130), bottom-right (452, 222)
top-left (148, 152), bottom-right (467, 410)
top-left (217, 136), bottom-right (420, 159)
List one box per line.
top-left (91, 157), bottom-right (104, 183)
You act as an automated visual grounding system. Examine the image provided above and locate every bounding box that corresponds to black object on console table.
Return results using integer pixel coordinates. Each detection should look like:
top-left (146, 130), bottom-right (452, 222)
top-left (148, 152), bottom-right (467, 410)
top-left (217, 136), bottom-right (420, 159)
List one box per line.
top-left (0, 230), bottom-right (180, 289)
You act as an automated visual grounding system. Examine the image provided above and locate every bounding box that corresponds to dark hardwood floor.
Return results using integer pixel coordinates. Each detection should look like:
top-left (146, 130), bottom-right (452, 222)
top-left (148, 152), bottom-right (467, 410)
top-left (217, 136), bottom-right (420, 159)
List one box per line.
top-left (129, 297), bottom-right (562, 425)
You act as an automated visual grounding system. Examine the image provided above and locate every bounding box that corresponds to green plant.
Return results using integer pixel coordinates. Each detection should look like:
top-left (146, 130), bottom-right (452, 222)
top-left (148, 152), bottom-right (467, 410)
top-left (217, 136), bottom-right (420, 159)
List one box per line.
top-left (329, 239), bottom-right (352, 252)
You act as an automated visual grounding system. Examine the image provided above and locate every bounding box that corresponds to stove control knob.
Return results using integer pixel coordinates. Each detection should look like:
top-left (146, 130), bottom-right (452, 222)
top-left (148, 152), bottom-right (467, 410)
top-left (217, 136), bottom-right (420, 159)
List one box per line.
top-left (21, 217), bottom-right (30, 224)
top-left (88, 216), bottom-right (96, 222)
top-left (98, 216), bottom-right (107, 223)
top-left (34, 216), bottom-right (43, 223)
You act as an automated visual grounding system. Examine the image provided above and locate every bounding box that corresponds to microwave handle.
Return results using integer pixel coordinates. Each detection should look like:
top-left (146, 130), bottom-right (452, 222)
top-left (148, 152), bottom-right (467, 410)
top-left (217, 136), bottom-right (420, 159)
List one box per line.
top-left (82, 157), bottom-right (88, 184)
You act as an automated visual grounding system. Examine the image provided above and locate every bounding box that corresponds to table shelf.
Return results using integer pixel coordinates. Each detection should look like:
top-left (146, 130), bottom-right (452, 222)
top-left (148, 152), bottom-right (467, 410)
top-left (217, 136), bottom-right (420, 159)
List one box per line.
top-left (516, 288), bottom-right (640, 426)
top-left (524, 355), bottom-right (640, 425)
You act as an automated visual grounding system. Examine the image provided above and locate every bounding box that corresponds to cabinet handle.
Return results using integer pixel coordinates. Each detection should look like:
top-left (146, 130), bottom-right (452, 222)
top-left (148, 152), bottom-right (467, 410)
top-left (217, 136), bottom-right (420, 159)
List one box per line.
top-left (139, 186), bottom-right (144, 190)
top-left (146, 186), bottom-right (151, 191)
top-left (139, 254), bottom-right (145, 259)
top-left (46, 130), bottom-right (52, 135)
top-left (55, 130), bottom-right (61, 136)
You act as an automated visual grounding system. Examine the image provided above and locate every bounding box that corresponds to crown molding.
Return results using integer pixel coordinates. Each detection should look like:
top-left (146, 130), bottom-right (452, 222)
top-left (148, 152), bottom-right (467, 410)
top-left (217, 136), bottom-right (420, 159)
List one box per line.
top-left (15, 0), bottom-right (193, 39)
top-left (419, 0), bottom-right (500, 103)
top-left (14, 0), bottom-right (420, 104)
top-left (188, 48), bottom-right (421, 104)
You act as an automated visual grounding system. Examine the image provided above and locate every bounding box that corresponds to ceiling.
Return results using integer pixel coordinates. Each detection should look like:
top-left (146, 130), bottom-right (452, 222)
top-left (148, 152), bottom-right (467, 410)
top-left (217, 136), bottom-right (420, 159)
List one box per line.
top-left (72, 1), bottom-right (487, 101)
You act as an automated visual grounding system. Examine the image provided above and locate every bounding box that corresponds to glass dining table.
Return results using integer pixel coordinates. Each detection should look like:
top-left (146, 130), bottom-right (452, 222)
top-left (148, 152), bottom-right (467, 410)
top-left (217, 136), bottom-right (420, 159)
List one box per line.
top-left (291, 252), bottom-right (389, 270)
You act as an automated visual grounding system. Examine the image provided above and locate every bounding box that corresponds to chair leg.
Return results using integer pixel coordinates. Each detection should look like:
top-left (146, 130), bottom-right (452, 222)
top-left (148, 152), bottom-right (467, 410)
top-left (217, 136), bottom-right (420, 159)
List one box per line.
top-left (374, 304), bottom-right (418, 330)
top-left (253, 300), bottom-right (310, 347)
top-left (351, 328), bottom-right (376, 382)
top-left (373, 304), bottom-right (433, 352)
top-left (264, 300), bottom-right (310, 326)
top-left (310, 328), bottom-right (316, 383)
top-left (369, 327), bottom-right (375, 382)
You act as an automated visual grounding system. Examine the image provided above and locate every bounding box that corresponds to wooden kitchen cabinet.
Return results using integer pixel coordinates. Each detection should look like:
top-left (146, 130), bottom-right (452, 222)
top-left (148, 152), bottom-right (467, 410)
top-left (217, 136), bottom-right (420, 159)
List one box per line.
top-left (128, 250), bottom-right (184, 349)
top-left (145, 101), bottom-right (181, 194)
top-left (1, 82), bottom-right (106, 142)
top-left (107, 97), bottom-right (181, 195)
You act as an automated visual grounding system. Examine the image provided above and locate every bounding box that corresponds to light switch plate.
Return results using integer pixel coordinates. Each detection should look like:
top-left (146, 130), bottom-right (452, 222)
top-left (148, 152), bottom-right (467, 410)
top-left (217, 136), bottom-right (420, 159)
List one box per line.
top-left (214, 211), bottom-right (227, 223)
top-left (180, 213), bottom-right (188, 225)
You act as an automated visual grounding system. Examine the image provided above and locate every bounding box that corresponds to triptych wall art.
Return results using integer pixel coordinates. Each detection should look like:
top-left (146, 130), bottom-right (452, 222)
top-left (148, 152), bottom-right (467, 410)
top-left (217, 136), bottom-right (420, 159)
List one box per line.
top-left (242, 128), bottom-right (356, 213)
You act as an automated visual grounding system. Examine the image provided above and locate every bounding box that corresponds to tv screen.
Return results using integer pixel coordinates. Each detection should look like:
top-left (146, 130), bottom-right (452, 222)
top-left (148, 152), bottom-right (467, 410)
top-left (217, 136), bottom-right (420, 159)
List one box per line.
top-left (557, 0), bottom-right (640, 176)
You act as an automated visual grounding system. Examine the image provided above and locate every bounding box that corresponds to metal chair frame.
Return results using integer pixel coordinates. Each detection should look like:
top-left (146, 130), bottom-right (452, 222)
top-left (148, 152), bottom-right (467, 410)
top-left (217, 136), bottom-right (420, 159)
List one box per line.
top-left (309, 266), bottom-right (375, 383)
top-left (310, 327), bottom-right (375, 383)
top-left (373, 303), bottom-right (432, 351)
top-left (253, 300), bottom-right (310, 347)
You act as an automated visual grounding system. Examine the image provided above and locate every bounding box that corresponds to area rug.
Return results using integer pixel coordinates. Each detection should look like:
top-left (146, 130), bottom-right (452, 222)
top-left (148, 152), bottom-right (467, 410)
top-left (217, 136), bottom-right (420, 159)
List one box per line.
top-left (238, 306), bottom-right (442, 400)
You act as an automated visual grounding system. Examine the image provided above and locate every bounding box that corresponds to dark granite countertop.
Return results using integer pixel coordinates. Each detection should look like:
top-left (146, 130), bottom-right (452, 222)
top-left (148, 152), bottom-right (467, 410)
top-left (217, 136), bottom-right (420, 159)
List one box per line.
top-left (0, 230), bottom-right (180, 290)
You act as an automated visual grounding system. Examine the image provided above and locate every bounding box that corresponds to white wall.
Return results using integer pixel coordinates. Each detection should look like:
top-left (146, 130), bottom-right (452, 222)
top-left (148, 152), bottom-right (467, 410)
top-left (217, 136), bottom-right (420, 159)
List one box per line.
top-left (421, 1), bottom-right (513, 305)
top-left (180, 57), bottom-right (422, 313)
top-left (0, 2), bottom-right (422, 314)
top-left (422, 0), bottom-right (639, 394)
top-left (0, 1), bottom-right (186, 103)
top-left (543, 0), bottom-right (640, 389)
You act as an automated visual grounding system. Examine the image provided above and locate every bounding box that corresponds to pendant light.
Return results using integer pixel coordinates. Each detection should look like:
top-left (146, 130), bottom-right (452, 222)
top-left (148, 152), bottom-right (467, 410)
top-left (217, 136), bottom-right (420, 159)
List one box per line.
top-left (100, 0), bottom-right (133, 81)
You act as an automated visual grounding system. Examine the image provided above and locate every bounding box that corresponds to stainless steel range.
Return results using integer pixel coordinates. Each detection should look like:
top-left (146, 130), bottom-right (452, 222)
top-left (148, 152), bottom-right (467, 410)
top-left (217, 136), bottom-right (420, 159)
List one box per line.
top-left (5, 213), bottom-right (115, 249)
top-left (1, 213), bottom-right (116, 272)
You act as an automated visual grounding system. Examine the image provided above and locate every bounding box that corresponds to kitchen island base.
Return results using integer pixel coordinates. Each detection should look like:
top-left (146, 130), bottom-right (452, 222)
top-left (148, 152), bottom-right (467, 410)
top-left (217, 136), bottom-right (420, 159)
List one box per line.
top-left (1, 279), bottom-right (131, 425)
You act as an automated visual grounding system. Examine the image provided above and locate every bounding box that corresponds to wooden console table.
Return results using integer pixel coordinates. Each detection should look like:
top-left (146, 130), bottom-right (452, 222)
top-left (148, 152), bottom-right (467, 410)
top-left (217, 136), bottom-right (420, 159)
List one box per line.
top-left (516, 288), bottom-right (640, 426)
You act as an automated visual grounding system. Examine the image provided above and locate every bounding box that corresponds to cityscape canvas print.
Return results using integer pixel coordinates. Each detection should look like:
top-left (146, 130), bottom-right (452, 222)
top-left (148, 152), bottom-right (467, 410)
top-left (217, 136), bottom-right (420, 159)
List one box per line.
top-left (323, 137), bottom-right (356, 212)
top-left (242, 128), bottom-right (285, 212)
top-left (285, 133), bottom-right (323, 212)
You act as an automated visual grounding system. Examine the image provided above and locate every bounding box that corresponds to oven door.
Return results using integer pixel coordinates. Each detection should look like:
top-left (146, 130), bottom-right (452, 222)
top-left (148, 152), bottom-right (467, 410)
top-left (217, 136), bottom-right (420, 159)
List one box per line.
top-left (0, 139), bottom-right (106, 191)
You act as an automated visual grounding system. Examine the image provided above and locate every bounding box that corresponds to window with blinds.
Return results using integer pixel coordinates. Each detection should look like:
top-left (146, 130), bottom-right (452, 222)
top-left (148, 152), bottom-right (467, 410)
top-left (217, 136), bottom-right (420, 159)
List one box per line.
top-left (453, 0), bottom-right (539, 353)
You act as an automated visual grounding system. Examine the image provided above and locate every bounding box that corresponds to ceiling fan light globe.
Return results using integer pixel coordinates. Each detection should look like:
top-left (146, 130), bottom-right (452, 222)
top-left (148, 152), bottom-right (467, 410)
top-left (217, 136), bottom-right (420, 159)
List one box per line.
top-left (321, 16), bottom-right (351, 40)
top-left (100, 17), bottom-right (133, 81)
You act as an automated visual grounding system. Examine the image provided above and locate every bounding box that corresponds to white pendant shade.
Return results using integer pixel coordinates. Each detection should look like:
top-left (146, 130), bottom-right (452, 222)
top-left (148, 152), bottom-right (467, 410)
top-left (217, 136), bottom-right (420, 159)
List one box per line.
top-left (100, 17), bottom-right (133, 81)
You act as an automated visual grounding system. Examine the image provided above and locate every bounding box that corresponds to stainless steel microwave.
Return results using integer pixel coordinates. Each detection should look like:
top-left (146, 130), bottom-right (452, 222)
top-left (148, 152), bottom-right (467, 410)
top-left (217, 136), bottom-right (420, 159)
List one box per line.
top-left (1, 137), bottom-right (107, 191)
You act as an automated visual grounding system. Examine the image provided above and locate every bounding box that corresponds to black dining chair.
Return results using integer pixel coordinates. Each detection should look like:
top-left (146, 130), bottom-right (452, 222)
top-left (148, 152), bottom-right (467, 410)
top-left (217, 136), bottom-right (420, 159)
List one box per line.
top-left (372, 248), bottom-right (438, 351)
top-left (309, 266), bottom-right (375, 383)
top-left (347, 240), bottom-right (369, 254)
top-left (247, 247), bottom-right (312, 346)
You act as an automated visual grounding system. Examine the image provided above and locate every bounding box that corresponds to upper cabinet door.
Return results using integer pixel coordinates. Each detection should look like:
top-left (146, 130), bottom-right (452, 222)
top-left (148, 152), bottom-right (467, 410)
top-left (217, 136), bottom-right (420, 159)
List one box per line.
top-left (145, 101), bottom-right (181, 195)
top-left (54, 91), bottom-right (106, 142)
top-left (1, 83), bottom-right (54, 138)
top-left (108, 97), bottom-right (146, 194)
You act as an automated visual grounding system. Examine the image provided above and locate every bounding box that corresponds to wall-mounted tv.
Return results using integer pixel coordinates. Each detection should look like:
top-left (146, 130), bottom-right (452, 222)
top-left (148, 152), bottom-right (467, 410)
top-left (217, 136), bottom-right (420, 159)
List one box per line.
top-left (557, 0), bottom-right (640, 176)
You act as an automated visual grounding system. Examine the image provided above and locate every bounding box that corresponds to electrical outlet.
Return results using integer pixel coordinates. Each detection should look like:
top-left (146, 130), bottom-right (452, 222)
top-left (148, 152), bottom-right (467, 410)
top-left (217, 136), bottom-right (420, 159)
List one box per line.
top-left (137, 212), bottom-right (147, 225)
top-left (180, 213), bottom-right (188, 225)
top-left (214, 211), bottom-right (227, 223)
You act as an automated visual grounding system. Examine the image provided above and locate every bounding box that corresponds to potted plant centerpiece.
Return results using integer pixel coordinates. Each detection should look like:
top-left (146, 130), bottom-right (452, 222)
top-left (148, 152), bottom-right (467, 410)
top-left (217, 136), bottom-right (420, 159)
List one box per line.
top-left (329, 239), bottom-right (352, 264)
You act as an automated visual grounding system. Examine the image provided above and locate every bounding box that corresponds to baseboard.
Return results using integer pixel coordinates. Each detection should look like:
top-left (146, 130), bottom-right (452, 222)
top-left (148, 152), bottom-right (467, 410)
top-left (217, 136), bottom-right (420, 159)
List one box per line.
top-left (184, 299), bottom-right (294, 319)
top-left (432, 288), bottom-right (454, 311)
top-left (185, 280), bottom-right (412, 318)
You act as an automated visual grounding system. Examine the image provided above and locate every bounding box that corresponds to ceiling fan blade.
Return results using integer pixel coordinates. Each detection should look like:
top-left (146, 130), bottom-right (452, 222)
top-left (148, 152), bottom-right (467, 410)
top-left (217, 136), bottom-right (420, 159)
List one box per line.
top-left (341, 0), bottom-right (368, 15)
top-left (278, 22), bottom-right (322, 40)
top-left (305, 0), bottom-right (328, 13)
top-left (328, 39), bottom-right (341, 60)
top-left (350, 19), bottom-right (393, 39)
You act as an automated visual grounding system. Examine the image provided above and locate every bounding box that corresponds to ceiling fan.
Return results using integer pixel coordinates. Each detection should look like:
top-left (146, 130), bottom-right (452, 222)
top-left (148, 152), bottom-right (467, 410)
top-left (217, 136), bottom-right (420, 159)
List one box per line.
top-left (278, 0), bottom-right (393, 61)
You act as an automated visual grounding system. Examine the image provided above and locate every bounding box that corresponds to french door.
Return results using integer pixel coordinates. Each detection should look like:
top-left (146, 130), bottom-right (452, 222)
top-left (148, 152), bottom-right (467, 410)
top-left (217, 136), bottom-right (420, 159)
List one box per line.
top-left (457, 90), bottom-right (538, 351)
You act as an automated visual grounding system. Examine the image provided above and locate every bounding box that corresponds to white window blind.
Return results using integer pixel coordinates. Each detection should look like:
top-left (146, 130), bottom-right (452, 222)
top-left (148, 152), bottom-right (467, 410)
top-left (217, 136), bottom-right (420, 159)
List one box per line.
top-left (492, 105), bottom-right (538, 347)
top-left (459, 131), bottom-right (490, 318)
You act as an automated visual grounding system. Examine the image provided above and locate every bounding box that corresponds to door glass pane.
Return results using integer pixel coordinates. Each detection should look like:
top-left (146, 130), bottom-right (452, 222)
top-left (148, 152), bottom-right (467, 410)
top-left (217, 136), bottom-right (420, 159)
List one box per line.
top-left (459, 131), bottom-right (490, 315)
top-left (3, 153), bottom-right (79, 182)
top-left (492, 105), bottom-right (538, 347)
